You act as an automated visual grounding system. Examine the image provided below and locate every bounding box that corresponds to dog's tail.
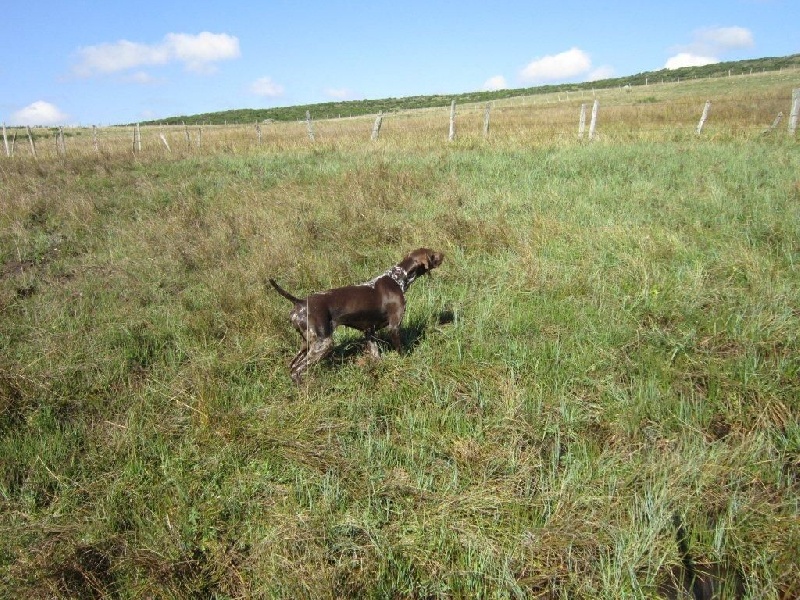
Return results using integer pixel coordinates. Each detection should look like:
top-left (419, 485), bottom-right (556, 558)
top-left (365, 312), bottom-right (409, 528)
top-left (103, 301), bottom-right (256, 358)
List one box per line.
top-left (269, 278), bottom-right (303, 304)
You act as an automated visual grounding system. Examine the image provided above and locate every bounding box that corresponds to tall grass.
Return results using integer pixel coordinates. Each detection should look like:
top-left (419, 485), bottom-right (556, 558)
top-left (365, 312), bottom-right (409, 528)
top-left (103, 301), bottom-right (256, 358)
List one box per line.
top-left (1, 74), bottom-right (799, 597)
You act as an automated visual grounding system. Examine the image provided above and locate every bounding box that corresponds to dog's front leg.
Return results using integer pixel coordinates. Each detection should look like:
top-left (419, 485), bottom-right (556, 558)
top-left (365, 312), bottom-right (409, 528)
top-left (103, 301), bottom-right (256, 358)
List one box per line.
top-left (388, 328), bottom-right (403, 353)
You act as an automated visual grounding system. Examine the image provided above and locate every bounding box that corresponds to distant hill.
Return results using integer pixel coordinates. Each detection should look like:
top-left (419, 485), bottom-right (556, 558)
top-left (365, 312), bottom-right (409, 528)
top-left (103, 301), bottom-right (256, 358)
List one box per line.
top-left (141, 54), bottom-right (800, 126)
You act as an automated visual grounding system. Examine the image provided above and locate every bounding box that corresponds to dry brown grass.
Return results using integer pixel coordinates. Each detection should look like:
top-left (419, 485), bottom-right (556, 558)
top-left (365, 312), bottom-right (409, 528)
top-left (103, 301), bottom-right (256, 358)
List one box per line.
top-left (4, 68), bottom-right (797, 161)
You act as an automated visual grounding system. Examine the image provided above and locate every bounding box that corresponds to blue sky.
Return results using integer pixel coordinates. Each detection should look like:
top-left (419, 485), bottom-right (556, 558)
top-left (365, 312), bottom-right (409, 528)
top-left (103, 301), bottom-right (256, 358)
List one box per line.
top-left (2, 1), bottom-right (797, 126)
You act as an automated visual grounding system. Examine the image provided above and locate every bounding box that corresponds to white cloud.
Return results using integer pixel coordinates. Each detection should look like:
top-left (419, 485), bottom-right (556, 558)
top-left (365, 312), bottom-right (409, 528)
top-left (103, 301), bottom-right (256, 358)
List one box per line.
top-left (665, 26), bottom-right (754, 69)
top-left (324, 87), bottom-right (353, 100)
top-left (164, 32), bottom-right (240, 73)
top-left (520, 47), bottom-right (592, 84)
top-left (72, 32), bottom-right (240, 78)
top-left (251, 77), bottom-right (285, 97)
top-left (483, 75), bottom-right (507, 91)
top-left (665, 53), bottom-right (719, 69)
top-left (11, 101), bottom-right (69, 126)
top-left (73, 41), bottom-right (167, 76)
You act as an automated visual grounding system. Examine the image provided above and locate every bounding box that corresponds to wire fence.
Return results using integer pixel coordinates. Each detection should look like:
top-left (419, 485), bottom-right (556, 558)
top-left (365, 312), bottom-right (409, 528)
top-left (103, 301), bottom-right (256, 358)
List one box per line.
top-left (3, 75), bottom-right (798, 161)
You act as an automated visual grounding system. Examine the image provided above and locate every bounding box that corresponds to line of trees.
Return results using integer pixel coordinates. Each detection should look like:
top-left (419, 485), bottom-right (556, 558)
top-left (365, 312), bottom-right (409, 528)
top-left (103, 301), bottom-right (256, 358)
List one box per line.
top-left (140, 54), bottom-right (800, 127)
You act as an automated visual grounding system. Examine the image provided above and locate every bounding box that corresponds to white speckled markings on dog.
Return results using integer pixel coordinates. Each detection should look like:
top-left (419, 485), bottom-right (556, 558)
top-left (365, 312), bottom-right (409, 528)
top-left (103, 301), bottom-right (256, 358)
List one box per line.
top-left (364, 266), bottom-right (413, 292)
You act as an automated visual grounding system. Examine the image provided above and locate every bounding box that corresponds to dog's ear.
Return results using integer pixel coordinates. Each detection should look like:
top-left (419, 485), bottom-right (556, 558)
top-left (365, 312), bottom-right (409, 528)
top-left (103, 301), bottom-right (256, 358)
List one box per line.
top-left (404, 248), bottom-right (442, 274)
top-left (418, 252), bottom-right (432, 270)
top-left (407, 248), bottom-right (430, 271)
top-left (422, 250), bottom-right (442, 270)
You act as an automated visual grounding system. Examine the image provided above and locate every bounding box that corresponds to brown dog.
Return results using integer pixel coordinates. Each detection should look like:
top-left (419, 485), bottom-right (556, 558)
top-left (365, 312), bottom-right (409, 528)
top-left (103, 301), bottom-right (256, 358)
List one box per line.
top-left (270, 248), bottom-right (444, 383)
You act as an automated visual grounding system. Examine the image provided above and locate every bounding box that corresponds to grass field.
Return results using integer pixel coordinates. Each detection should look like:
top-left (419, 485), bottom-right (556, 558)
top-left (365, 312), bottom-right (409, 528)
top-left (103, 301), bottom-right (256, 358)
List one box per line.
top-left (1, 72), bottom-right (799, 598)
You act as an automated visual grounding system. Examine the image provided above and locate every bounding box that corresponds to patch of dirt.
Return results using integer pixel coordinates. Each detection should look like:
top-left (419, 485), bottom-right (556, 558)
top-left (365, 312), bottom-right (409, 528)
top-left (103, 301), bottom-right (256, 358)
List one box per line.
top-left (2, 258), bottom-right (35, 278)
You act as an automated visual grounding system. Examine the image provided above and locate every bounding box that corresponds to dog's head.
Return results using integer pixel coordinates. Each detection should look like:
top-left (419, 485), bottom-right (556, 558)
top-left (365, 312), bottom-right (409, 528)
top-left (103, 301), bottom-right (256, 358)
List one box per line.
top-left (400, 248), bottom-right (444, 282)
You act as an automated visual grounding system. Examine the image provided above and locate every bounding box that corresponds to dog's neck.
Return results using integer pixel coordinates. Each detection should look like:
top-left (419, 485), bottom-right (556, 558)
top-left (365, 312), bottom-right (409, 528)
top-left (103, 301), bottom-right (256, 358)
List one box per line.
top-left (365, 264), bottom-right (414, 292)
top-left (387, 265), bottom-right (415, 292)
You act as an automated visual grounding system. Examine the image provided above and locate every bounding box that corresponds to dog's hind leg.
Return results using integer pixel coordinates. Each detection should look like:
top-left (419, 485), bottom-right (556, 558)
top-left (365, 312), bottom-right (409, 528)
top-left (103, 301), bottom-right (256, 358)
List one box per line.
top-left (290, 344), bottom-right (308, 372)
top-left (291, 335), bottom-right (334, 383)
top-left (288, 303), bottom-right (311, 377)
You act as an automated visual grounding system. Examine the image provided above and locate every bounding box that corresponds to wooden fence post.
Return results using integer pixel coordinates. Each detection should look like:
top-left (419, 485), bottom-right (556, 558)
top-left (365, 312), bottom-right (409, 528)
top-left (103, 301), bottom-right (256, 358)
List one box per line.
top-left (483, 103), bottom-right (491, 138)
top-left (2, 123), bottom-right (8, 157)
top-left (306, 111), bottom-right (315, 142)
top-left (26, 126), bottom-right (37, 158)
top-left (578, 103), bottom-right (587, 139)
top-left (696, 100), bottom-right (711, 134)
top-left (92, 125), bottom-right (99, 153)
top-left (159, 131), bottom-right (171, 152)
top-left (588, 100), bottom-right (599, 140)
top-left (448, 100), bottom-right (456, 142)
top-left (133, 123), bottom-right (141, 153)
top-left (763, 112), bottom-right (783, 134)
top-left (371, 112), bottom-right (383, 141)
top-left (789, 89), bottom-right (800, 135)
top-left (56, 127), bottom-right (66, 157)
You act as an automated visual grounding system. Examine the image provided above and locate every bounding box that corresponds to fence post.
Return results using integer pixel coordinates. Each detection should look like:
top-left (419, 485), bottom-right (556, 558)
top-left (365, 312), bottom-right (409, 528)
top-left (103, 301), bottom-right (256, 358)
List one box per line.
top-left (696, 100), bottom-right (711, 134)
top-left (133, 123), bottom-right (141, 153)
top-left (255, 121), bottom-right (262, 145)
top-left (159, 131), bottom-right (171, 152)
top-left (483, 103), bottom-right (491, 138)
top-left (371, 112), bottom-right (383, 141)
top-left (578, 103), bottom-right (587, 139)
top-left (92, 125), bottom-right (99, 153)
top-left (2, 123), bottom-right (8, 157)
top-left (588, 100), bottom-right (599, 140)
top-left (448, 100), bottom-right (456, 142)
top-left (57, 127), bottom-right (66, 157)
top-left (763, 112), bottom-right (783, 134)
top-left (789, 89), bottom-right (800, 135)
top-left (26, 126), bottom-right (37, 158)
top-left (306, 110), bottom-right (315, 142)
